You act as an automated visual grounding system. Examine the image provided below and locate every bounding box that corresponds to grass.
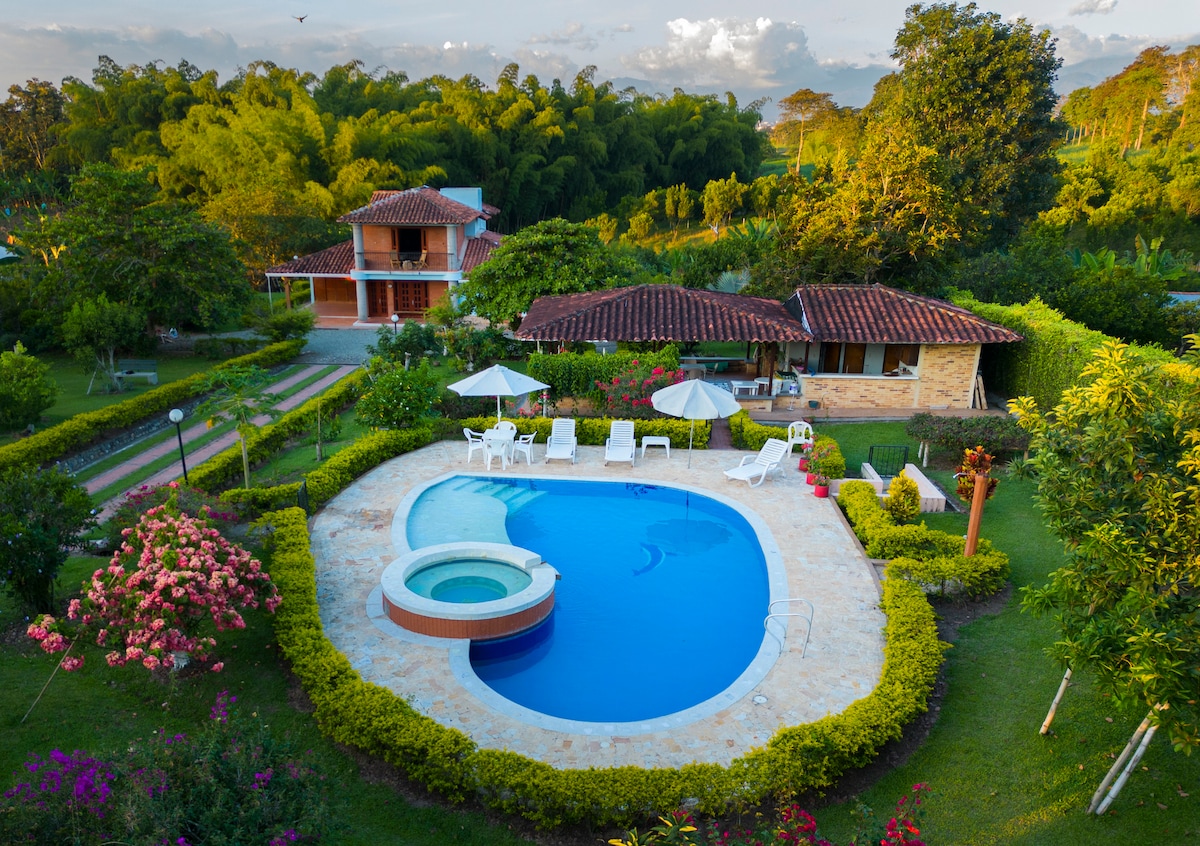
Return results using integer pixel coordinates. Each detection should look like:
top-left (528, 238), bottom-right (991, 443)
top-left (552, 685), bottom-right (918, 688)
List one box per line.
top-left (5, 409), bottom-right (1198, 843)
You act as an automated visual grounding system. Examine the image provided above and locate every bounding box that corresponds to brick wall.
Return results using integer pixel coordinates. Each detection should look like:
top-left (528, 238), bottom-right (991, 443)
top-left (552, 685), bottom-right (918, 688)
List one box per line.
top-left (799, 343), bottom-right (981, 410)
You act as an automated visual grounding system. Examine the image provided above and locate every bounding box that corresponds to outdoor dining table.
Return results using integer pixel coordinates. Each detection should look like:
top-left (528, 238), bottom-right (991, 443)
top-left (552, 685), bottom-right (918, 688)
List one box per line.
top-left (730, 380), bottom-right (760, 397)
top-left (483, 427), bottom-right (516, 461)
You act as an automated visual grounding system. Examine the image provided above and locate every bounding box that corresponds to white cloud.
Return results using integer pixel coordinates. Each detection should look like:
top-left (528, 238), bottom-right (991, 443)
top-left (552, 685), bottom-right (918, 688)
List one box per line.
top-left (1068, 0), bottom-right (1118, 16)
top-left (623, 17), bottom-right (819, 90)
top-left (1049, 24), bottom-right (1156, 64)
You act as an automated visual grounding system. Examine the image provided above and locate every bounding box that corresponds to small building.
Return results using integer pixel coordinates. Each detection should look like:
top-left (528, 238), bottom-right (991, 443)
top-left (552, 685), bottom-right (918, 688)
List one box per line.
top-left (519, 283), bottom-right (1021, 411)
top-left (265, 187), bottom-right (501, 327)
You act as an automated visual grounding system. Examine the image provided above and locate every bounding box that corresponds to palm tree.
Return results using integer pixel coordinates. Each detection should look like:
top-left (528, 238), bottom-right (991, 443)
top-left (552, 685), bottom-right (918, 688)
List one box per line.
top-left (194, 365), bottom-right (278, 488)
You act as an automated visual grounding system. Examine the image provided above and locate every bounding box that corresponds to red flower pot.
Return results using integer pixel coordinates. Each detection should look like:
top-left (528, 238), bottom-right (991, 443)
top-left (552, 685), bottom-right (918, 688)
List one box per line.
top-left (805, 471), bottom-right (817, 485)
top-left (813, 484), bottom-right (830, 498)
top-left (798, 457), bottom-right (809, 471)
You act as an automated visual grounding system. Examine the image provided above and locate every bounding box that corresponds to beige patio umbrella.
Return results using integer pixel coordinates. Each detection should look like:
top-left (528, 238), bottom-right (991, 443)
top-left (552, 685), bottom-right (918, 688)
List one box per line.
top-left (651, 379), bottom-right (742, 467)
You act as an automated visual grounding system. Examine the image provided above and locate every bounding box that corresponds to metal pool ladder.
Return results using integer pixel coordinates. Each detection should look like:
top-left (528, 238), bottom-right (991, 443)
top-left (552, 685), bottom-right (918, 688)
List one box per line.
top-left (764, 598), bottom-right (814, 658)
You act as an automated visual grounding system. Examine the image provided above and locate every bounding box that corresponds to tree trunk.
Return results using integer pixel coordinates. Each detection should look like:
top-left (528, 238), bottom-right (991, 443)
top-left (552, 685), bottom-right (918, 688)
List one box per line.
top-left (964, 472), bottom-right (988, 556)
top-left (1136, 97), bottom-right (1150, 151)
top-left (240, 434), bottom-right (251, 489)
top-left (1089, 709), bottom-right (1161, 814)
top-left (1040, 667), bottom-right (1072, 734)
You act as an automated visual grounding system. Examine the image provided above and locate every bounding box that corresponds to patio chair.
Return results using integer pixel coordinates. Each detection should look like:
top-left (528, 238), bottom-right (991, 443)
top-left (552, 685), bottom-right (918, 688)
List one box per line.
top-left (494, 420), bottom-right (518, 435)
top-left (545, 418), bottom-right (577, 464)
top-left (463, 428), bottom-right (485, 464)
top-left (723, 438), bottom-right (789, 487)
top-left (512, 432), bottom-right (536, 465)
top-left (604, 420), bottom-right (636, 466)
top-left (483, 433), bottom-right (510, 471)
top-left (786, 421), bottom-right (814, 454)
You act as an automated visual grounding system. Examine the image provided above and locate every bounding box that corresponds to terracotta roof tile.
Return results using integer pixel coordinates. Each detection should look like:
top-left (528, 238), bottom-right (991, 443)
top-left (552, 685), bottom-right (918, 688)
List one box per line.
top-left (462, 232), bottom-right (502, 273)
top-left (516, 285), bottom-right (813, 342)
top-left (339, 186), bottom-right (484, 225)
top-left (788, 284), bottom-right (1022, 344)
top-left (265, 240), bottom-right (353, 276)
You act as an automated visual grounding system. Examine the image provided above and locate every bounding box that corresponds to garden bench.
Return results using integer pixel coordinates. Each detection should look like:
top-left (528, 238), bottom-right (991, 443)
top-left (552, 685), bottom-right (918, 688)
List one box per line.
top-left (116, 359), bottom-right (159, 386)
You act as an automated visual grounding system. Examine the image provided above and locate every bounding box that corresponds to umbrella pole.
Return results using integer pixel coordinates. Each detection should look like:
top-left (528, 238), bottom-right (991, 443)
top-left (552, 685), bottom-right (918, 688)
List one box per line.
top-left (496, 395), bottom-right (502, 422)
top-left (688, 419), bottom-right (695, 468)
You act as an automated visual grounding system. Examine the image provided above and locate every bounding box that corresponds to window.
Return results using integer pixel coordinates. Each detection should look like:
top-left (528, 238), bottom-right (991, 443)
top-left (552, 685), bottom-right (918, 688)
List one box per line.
top-left (818, 342), bottom-right (867, 374)
top-left (883, 344), bottom-right (920, 372)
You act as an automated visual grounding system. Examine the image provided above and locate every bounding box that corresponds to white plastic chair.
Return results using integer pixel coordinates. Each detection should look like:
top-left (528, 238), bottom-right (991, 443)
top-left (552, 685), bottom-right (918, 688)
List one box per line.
top-left (512, 432), bottom-right (536, 465)
top-left (724, 438), bottom-right (790, 487)
top-left (786, 421), bottom-right (814, 455)
top-left (483, 431), bottom-right (510, 471)
top-left (494, 420), bottom-right (518, 435)
top-left (545, 418), bottom-right (577, 464)
top-left (604, 420), bottom-right (636, 466)
top-left (463, 428), bottom-right (485, 464)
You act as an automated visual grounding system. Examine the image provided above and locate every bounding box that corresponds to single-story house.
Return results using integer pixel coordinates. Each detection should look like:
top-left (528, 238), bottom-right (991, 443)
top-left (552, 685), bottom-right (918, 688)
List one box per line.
top-left (265, 187), bottom-right (501, 327)
top-left (518, 283), bottom-right (1022, 411)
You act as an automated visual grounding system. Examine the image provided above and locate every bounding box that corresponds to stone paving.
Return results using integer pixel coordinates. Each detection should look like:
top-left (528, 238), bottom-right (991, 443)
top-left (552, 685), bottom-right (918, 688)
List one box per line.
top-left (310, 439), bottom-right (886, 770)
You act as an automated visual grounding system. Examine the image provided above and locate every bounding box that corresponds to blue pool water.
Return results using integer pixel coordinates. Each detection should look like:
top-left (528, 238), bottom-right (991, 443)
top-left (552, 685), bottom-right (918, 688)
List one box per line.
top-left (407, 477), bottom-right (770, 723)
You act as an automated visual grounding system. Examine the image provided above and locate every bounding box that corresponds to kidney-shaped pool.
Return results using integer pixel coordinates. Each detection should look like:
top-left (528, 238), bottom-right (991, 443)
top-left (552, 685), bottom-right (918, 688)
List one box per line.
top-left (405, 476), bottom-right (774, 723)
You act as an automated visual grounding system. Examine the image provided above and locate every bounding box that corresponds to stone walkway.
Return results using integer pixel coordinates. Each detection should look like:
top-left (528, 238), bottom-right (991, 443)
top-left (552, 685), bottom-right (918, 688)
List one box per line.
top-left (310, 441), bottom-right (885, 770)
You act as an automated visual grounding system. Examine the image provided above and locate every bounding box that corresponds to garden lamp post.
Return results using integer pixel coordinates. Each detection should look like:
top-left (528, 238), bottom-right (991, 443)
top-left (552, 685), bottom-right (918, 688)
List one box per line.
top-left (390, 312), bottom-right (400, 334)
top-left (168, 408), bottom-right (189, 484)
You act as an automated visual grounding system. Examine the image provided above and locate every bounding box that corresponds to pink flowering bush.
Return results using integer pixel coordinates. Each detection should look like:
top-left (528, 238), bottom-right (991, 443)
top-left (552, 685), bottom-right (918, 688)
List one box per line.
top-left (27, 503), bottom-right (280, 673)
top-left (595, 360), bottom-right (684, 419)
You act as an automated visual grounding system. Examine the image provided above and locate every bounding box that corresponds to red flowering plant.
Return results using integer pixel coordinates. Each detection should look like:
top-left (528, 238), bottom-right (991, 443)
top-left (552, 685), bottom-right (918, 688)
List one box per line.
top-left (596, 360), bottom-right (684, 419)
top-left (851, 783), bottom-right (931, 846)
top-left (27, 497), bottom-right (280, 675)
top-left (954, 446), bottom-right (998, 503)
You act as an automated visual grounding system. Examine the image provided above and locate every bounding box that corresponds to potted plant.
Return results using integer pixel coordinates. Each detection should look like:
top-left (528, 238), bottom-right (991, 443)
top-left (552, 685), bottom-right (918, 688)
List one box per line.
top-left (797, 442), bottom-right (813, 472)
top-left (812, 473), bottom-right (830, 498)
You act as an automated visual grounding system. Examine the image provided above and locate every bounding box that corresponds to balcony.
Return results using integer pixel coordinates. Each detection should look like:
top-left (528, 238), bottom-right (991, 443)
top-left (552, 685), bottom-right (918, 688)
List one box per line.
top-left (360, 250), bottom-right (458, 273)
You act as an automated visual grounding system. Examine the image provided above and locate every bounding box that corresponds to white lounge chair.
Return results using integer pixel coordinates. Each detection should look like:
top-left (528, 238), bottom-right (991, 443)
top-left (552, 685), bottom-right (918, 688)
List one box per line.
top-left (463, 428), bottom-right (485, 464)
top-left (545, 418), bottom-right (577, 464)
top-left (724, 438), bottom-right (790, 487)
top-left (604, 420), bottom-right (636, 466)
top-left (512, 432), bottom-right (536, 465)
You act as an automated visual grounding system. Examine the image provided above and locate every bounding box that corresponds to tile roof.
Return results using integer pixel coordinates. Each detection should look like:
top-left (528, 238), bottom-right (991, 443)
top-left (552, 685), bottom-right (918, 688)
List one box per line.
top-left (516, 284), bottom-right (813, 343)
top-left (340, 187), bottom-right (484, 225)
top-left (462, 231), bottom-right (501, 273)
top-left (265, 240), bottom-right (354, 276)
top-left (788, 284), bottom-right (1022, 344)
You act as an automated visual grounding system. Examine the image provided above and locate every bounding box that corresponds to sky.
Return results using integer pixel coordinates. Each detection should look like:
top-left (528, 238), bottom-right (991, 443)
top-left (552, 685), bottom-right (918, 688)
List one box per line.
top-left (2, 1), bottom-right (1198, 116)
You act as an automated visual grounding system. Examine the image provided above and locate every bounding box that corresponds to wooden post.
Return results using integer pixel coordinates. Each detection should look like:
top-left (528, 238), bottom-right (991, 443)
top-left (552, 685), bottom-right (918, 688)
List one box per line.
top-left (964, 471), bottom-right (988, 556)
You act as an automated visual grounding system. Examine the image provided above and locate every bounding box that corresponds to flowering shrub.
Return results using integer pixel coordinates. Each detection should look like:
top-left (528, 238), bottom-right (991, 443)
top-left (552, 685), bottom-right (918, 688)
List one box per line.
top-left (954, 446), bottom-right (998, 503)
top-left (101, 481), bottom-right (242, 552)
top-left (0, 692), bottom-right (333, 844)
top-left (28, 503), bottom-right (280, 673)
top-left (607, 788), bottom-right (932, 846)
top-left (596, 360), bottom-right (684, 419)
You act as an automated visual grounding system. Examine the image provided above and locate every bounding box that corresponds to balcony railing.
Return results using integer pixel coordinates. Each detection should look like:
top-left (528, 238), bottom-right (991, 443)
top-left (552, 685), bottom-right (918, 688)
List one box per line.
top-left (360, 251), bottom-right (458, 273)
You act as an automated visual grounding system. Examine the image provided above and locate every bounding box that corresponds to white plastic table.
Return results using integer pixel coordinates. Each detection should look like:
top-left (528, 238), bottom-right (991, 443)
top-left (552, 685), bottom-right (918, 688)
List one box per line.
top-left (730, 380), bottom-right (759, 397)
top-left (640, 435), bottom-right (671, 459)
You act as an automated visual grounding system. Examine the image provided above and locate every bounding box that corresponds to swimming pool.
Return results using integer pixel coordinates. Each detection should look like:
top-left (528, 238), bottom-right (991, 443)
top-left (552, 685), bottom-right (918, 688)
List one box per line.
top-left (406, 476), bottom-right (772, 723)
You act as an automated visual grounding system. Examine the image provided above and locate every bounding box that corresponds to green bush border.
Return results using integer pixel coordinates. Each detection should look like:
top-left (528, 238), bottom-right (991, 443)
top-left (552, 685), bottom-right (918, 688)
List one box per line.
top-left (0, 341), bottom-right (304, 472)
top-left (837, 480), bottom-right (1010, 599)
top-left (527, 347), bottom-right (681, 399)
top-left (258, 460), bottom-right (947, 829)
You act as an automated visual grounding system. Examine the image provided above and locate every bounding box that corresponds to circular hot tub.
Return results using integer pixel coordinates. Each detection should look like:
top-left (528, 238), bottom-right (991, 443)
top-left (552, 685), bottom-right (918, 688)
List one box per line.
top-left (381, 542), bottom-right (557, 640)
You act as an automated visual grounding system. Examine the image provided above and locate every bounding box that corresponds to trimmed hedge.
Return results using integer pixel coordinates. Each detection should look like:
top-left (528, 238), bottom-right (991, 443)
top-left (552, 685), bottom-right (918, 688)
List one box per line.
top-left (904, 412), bottom-right (1030, 465)
top-left (527, 347), bottom-right (680, 399)
top-left (954, 293), bottom-right (1173, 410)
top-left (260, 505), bottom-right (948, 829)
top-left (459, 415), bottom-right (709, 449)
top-left (0, 340), bottom-right (304, 472)
top-left (837, 481), bottom-right (1010, 599)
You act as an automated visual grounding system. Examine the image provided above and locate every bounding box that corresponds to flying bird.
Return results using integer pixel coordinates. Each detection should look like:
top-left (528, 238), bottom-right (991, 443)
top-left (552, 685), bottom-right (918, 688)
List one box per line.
top-left (293, 14), bottom-right (307, 22)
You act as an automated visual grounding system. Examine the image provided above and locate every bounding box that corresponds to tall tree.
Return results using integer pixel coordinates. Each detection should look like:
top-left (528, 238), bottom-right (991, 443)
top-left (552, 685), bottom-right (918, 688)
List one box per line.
top-left (774, 88), bottom-right (835, 170)
top-left (0, 80), bottom-right (66, 173)
top-left (883, 2), bottom-right (1062, 248)
top-left (1014, 340), bottom-right (1200, 809)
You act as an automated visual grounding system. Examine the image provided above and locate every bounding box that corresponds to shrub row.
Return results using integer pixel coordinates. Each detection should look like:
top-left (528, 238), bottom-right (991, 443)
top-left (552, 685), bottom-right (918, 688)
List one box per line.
top-left (837, 480), bottom-right (1009, 599)
top-left (261, 505), bottom-right (948, 829)
top-left (728, 412), bottom-right (845, 479)
top-left (459, 415), bottom-right (709, 449)
top-left (903, 412), bottom-right (1030, 464)
top-left (187, 369), bottom-right (369, 493)
top-left (220, 427), bottom-right (437, 515)
top-left (0, 340), bottom-right (304, 472)
top-left (527, 347), bottom-right (680, 398)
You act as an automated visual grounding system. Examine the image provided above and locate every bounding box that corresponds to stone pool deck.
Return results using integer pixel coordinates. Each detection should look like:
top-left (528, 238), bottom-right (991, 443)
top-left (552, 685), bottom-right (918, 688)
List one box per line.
top-left (309, 440), bottom-right (885, 770)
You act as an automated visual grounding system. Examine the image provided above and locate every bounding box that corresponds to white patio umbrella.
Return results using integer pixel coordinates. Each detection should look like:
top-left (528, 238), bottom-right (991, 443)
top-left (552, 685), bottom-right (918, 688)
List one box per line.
top-left (651, 379), bottom-right (742, 467)
top-left (448, 364), bottom-right (550, 422)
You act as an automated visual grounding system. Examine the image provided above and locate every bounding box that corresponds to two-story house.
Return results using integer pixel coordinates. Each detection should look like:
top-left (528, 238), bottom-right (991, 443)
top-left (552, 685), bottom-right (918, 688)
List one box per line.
top-left (265, 186), bottom-right (501, 327)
